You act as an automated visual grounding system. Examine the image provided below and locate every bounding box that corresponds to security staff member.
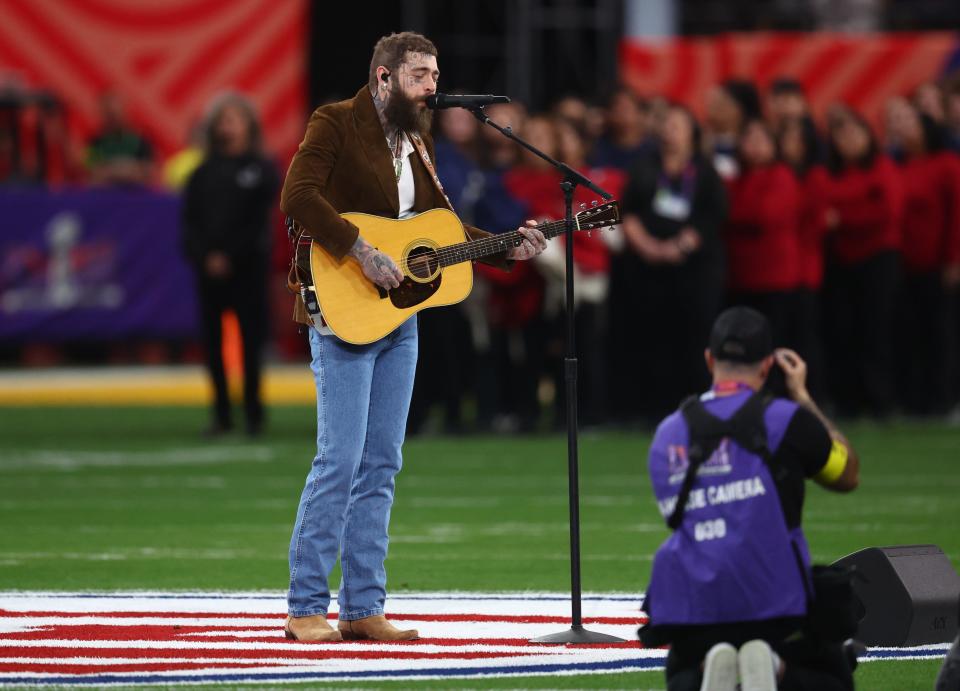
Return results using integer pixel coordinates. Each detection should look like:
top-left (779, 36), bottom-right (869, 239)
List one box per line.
top-left (181, 93), bottom-right (278, 437)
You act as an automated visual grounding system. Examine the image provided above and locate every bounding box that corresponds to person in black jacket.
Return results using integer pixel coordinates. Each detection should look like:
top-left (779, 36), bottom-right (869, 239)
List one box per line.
top-left (181, 92), bottom-right (279, 436)
top-left (609, 104), bottom-right (728, 422)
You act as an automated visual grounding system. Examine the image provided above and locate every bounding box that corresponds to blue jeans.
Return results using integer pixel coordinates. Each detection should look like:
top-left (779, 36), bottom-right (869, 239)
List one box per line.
top-left (287, 317), bottom-right (418, 620)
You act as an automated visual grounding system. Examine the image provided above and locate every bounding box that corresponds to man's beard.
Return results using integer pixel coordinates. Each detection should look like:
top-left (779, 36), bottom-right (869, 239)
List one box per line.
top-left (384, 88), bottom-right (433, 136)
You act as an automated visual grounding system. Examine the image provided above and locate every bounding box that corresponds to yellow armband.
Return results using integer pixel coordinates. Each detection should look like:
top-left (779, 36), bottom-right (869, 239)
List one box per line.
top-left (815, 440), bottom-right (848, 484)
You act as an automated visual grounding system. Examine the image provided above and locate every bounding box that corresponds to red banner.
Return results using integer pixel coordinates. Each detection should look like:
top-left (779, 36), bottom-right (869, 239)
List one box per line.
top-left (620, 32), bottom-right (958, 127)
top-left (0, 0), bottom-right (307, 161)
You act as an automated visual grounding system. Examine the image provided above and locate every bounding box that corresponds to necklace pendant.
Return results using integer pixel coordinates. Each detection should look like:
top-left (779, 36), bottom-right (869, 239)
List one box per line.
top-left (394, 157), bottom-right (402, 182)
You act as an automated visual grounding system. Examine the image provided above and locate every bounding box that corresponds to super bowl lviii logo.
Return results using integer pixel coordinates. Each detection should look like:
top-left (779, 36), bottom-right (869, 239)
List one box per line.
top-left (667, 444), bottom-right (689, 485)
top-left (1, 211), bottom-right (123, 314)
top-left (667, 440), bottom-right (733, 485)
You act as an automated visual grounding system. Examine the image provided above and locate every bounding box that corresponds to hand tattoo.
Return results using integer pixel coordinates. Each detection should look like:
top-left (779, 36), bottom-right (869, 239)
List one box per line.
top-left (349, 236), bottom-right (404, 289)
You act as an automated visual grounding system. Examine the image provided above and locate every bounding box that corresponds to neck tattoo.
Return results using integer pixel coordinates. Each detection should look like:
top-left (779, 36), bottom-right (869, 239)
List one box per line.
top-left (372, 85), bottom-right (404, 182)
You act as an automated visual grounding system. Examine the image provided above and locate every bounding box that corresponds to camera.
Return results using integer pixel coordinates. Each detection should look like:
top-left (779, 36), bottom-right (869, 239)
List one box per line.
top-left (762, 356), bottom-right (790, 399)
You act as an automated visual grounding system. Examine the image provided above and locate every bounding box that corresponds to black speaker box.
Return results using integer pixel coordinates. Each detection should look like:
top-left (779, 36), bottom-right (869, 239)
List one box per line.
top-left (833, 545), bottom-right (960, 646)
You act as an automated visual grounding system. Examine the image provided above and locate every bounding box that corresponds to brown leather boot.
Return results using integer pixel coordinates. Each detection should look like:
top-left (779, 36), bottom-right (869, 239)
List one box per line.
top-left (284, 614), bottom-right (343, 642)
top-left (338, 615), bottom-right (419, 641)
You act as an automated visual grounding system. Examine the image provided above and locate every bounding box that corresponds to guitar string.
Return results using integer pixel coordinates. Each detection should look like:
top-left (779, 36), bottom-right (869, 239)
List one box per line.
top-left (396, 229), bottom-right (534, 271)
top-left (376, 207), bottom-right (615, 274)
top-left (396, 216), bottom-right (614, 273)
top-left (400, 214), bottom-right (611, 269)
top-left (396, 218), bottom-right (568, 273)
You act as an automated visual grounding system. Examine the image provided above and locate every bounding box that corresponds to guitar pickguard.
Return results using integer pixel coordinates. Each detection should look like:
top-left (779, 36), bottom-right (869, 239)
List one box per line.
top-left (385, 273), bottom-right (443, 308)
top-left (390, 273), bottom-right (443, 309)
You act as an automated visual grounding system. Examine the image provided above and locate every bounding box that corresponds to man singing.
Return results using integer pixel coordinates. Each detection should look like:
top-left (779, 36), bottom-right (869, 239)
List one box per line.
top-left (280, 32), bottom-right (546, 642)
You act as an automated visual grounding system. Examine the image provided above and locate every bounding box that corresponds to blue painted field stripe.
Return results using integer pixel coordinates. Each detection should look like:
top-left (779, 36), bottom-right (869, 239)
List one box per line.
top-left (2, 647), bottom-right (951, 687)
top-left (0, 657), bottom-right (663, 686)
top-left (0, 592), bottom-right (642, 602)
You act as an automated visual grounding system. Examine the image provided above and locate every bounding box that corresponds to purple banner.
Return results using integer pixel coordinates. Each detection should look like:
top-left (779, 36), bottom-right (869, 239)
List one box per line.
top-left (0, 189), bottom-right (199, 341)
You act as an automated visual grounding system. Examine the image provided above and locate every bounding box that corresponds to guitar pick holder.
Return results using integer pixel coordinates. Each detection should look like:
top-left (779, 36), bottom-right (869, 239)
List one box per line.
top-left (467, 104), bottom-right (624, 645)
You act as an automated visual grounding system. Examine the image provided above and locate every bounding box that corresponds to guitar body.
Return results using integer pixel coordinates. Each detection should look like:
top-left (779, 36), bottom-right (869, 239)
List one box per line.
top-left (309, 208), bottom-right (473, 344)
top-left (302, 199), bottom-right (620, 345)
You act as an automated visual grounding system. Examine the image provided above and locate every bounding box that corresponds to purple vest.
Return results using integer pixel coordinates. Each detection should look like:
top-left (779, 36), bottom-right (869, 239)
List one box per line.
top-left (644, 389), bottom-right (812, 626)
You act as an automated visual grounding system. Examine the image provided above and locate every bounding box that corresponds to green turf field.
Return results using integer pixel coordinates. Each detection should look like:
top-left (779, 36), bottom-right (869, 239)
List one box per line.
top-left (0, 404), bottom-right (957, 689)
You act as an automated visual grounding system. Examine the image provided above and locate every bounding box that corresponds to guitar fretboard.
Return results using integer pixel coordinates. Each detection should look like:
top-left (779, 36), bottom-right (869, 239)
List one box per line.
top-left (436, 218), bottom-right (580, 268)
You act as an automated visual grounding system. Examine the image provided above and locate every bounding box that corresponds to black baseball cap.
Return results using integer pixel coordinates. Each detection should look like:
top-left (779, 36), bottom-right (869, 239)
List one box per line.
top-left (709, 306), bottom-right (773, 363)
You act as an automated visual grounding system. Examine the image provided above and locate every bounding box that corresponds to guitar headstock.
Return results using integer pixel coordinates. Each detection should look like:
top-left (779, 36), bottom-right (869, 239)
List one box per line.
top-left (574, 200), bottom-right (620, 231)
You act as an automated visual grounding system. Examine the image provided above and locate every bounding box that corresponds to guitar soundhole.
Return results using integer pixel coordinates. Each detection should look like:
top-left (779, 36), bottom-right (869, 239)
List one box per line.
top-left (406, 245), bottom-right (440, 281)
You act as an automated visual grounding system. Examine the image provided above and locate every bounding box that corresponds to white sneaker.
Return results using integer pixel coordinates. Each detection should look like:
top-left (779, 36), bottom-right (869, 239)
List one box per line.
top-left (700, 642), bottom-right (737, 691)
top-left (738, 639), bottom-right (778, 691)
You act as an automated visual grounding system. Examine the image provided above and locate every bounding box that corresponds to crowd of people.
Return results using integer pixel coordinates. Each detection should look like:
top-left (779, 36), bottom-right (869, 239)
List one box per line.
top-left (411, 73), bottom-right (960, 433)
top-left (0, 87), bottom-right (156, 187)
top-left (7, 72), bottom-right (960, 431)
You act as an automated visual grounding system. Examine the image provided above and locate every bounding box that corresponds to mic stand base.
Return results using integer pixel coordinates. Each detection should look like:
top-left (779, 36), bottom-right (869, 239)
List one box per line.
top-left (531, 626), bottom-right (628, 645)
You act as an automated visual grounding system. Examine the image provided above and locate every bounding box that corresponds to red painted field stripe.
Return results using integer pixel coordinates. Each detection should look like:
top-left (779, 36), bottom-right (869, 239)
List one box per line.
top-left (0, 625), bottom-right (280, 641)
top-left (0, 647), bottom-right (538, 662)
top-left (0, 640), bottom-right (637, 657)
top-left (0, 610), bottom-right (280, 620)
top-left (0, 662), bottom-right (271, 674)
top-left (0, 626), bottom-right (643, 647)
top-left (0, 610), bottom-right (641, 625)
top-left (190, 637), bottom-right (640, 649)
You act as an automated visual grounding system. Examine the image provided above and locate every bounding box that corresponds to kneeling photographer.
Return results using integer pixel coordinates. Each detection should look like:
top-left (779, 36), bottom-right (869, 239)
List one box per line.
top-left (639, 306), bottom-right (860, 691)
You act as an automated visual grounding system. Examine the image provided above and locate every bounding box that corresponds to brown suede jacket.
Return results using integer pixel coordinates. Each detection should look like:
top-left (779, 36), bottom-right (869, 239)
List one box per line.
top-left (280, 85), bottom-right (511, 325)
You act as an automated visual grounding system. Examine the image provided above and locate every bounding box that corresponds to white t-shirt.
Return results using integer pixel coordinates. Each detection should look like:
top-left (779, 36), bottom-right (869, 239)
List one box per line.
top-left (395, 132), bottom-right (416, 219)
top-left (309, 132), bottom-right (416, 335)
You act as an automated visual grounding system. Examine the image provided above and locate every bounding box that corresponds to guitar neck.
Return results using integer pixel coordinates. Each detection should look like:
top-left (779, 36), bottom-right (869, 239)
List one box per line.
top-left (437, 218), bottom-right (576, 268)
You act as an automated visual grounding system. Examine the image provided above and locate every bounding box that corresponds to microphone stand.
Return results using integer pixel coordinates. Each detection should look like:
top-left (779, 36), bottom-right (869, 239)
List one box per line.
top-left (467, 105), bottom-right (624, 645)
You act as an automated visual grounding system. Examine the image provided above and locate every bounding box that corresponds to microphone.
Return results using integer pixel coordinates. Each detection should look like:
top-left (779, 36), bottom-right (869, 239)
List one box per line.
top-left (425, 93), bottom-right (511, 110)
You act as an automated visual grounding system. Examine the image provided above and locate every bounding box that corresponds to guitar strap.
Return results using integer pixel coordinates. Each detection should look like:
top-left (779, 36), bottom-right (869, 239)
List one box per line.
top-left (285, 217), bottom-right (309, 295)
top-left (286, 221), bottom-right (325, 327)
top-left (409, 132), bottom-right (455, 212)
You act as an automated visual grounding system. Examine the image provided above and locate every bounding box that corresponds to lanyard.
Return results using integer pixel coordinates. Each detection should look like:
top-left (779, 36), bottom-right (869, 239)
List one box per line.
top-left (712, 380), bottom-right (754, 395)
top-left (656, 162), bottom-right (696, 202)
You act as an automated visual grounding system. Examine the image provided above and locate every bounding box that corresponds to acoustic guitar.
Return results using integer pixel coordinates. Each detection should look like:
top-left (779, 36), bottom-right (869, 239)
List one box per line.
top-left (304, 200), bottom-right (620, 344)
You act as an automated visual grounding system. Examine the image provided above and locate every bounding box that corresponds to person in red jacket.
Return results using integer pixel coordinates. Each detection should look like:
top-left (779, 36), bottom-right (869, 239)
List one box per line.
top-left (541, 117), bottom-right (625, 427)
top-left (821, 105), bottom-right (904, 418)
top-left (885, 97), bottom-right (960, 415)
top-left (778, 115), bottom-right (829, 398)
top-left (724, 118), bottom-right (802, 349)
top-left (477, 114), bottom-right (553, 432)
top-left (500, 115), bottom-right (624, 427)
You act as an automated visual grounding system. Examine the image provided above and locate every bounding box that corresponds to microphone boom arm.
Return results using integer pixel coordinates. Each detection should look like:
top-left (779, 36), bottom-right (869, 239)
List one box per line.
top-left (466, 106), bottom-right (613, 200)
